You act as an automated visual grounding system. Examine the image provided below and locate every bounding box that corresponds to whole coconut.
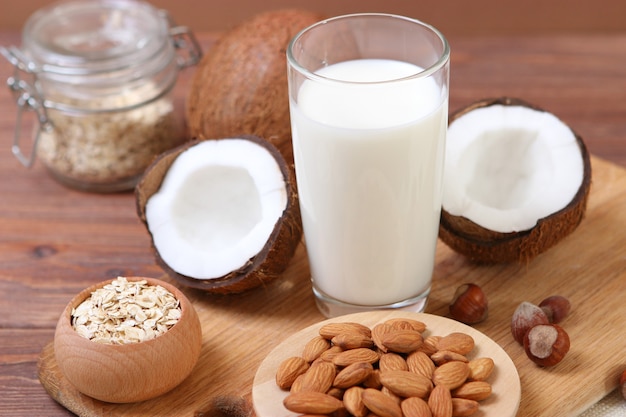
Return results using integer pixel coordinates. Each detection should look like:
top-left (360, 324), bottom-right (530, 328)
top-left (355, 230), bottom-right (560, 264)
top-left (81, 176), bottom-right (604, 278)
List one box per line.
top-left (186, 9), bottom-right (325, 165)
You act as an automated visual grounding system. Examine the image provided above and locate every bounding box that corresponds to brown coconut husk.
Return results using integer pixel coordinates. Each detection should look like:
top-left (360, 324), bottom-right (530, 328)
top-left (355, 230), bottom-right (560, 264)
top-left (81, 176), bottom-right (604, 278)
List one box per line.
top-left (438, 97), bottom-right (592, 263)
top-left (185, 9), bottom-right (326, 166)
top-left (135, 135), bottom-right (303, 294)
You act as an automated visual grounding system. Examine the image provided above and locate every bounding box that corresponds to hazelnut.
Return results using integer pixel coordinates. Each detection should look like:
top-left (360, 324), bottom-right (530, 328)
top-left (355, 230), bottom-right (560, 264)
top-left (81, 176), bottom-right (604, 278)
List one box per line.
top-left (523, 324), bottom-right (570, 367)
top-left (510, 301), bottom-right (550, 344)
top-left (449, 283), bottom-right (488, 324)
top-left (620, 369), bottom-right (626, 400)
top-left (539, 295), bottom-right (571, 324)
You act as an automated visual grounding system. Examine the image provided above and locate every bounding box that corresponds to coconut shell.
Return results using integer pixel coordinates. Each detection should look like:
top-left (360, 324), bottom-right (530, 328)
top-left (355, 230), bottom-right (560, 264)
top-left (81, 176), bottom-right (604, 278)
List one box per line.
top-left (438, 97), bottom-right (592, 263)
top-left (185, 9), bottom-right (326, 166)
top-left (135, 135), bottom-right (303, 294)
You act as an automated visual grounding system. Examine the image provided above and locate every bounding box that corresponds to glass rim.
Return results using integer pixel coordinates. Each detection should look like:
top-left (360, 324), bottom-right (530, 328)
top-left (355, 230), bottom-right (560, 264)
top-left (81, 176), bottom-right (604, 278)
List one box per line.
top-left (287, 13), bottom-right (450, 85)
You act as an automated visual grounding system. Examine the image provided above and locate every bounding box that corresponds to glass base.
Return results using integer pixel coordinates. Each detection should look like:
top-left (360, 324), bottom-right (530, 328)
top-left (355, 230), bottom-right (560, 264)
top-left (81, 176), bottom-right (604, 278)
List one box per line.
top-left (312, 285), bottom-right (430, 318)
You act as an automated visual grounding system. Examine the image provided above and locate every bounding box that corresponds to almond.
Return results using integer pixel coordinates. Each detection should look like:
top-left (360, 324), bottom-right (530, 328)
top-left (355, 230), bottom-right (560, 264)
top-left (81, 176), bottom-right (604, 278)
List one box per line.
top-left (420, 335), bottom-right (441, 356)
top-left (381, 329), bottom-right (424, 353)
top-left (385, 318), bottom-right (427, 333)
top-left (361, 388), bottom-right (403, 417)
top-left (372, 322), bottom-right (393, 352)
top-left (452, 381), bottom-right (492, 401)
top-left (319, 322), bottom-right (371, 339)
top-left (275, 356), bottom-right (310, 390)
top-left (333, 362), bottom-right (373, 388)
top-left (333, 347), bottom-right (380, 367)
top-left (302, 335), bottom-right (331, 362)
top-left (430, 350), bottom-right (468, 366)
top-left (432, 361), bottom-right (470, 390)
top-left (406, 350), bottom-right (436, 379)
top-left (379, 353), bottom-right (409, 372)
top-left (290, 373), bottom-right (305, 393)
top-left (381, 385), bottom-right (403, 405)
top-left (428, 385), bottom-right (453, 417)
top-left (318, 345), bottom-right (343, 363)
top-left (451, 398), bottom-right (479, 417)
top-left (467, 357), bottom-right (495, 381)
top-left (332, 332), bottom-right (375, 349)
top-left (283, 391), bottom-right (344, 414)
top-left (344, 386), bottom-right (367, 417)
top-left (362, 368), bottom-right (382, 389)
top-left (327, 387), bottom-right (344, 399)
top-left (401, 396), bottom-right (432, 417)
top-left (299, 361), bottom-right (336, 393)
top-left (436, 332), bottom-right (475, 355)
top-left (379, 370), bottom-right (433, 398)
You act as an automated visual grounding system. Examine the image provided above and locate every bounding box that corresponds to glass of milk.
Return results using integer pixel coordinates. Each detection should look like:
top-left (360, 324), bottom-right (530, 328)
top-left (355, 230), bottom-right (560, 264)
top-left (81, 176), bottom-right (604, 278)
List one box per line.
top-left (287, 13), bottom-right (450, 317)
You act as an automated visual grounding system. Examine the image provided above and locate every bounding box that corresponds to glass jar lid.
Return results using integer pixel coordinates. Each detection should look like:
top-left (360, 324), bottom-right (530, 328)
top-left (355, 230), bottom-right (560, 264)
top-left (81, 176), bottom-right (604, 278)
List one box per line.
top-left (22, 0), bottom-right (170, 76)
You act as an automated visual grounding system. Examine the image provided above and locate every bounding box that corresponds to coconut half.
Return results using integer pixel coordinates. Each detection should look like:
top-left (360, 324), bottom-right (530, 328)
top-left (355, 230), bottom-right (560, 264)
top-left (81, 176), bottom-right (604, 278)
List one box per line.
top-left (439, 97), bottom-right (592, 263)
top-left (136, 136), bottom-right (302, 293)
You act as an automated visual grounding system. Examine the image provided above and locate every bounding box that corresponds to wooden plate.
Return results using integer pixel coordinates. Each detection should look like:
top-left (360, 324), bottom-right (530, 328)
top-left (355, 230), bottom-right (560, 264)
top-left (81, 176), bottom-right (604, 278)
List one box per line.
top-left (252, 311), bottom-right (521, 417)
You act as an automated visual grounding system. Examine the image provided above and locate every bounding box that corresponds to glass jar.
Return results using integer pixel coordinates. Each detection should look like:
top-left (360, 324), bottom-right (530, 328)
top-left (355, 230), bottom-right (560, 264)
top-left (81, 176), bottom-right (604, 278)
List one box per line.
top-left (1, 0), bottom-right (201, 192)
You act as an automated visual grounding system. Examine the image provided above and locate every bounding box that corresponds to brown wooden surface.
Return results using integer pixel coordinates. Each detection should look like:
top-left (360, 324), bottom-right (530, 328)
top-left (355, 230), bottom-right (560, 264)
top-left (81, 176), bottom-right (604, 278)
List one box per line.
top-left (3, 0), bottom-right (626, 35)
top-left (1, 30), bottom-right (626, 416)
top-left (33, 155), bottom-right (626, 417)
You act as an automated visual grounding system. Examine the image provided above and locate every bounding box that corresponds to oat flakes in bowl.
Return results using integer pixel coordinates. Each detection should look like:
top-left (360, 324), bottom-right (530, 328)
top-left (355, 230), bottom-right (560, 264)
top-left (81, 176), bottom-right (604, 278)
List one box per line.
top-left (54, 276), bottom-right (202, 403)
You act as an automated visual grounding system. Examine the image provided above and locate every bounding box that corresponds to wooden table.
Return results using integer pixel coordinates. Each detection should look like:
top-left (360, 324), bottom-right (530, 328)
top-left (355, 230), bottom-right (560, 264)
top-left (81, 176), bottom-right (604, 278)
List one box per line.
top-left (1, 30), bottom-right (625, 416)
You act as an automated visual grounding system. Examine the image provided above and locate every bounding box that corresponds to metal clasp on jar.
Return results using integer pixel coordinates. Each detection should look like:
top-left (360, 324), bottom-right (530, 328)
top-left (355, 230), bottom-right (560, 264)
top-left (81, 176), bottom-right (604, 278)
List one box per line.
top-left (0, 46), bottom-right (53, 167)
top-left (162, 10), bottom-right (203, 69)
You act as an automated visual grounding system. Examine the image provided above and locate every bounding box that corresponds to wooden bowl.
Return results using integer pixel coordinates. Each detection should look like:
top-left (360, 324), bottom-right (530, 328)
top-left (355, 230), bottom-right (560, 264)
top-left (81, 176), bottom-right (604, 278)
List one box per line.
top-left (253, 311), bottom-right (521, 417)
top-left (54, 277), bottom-right (202, 403)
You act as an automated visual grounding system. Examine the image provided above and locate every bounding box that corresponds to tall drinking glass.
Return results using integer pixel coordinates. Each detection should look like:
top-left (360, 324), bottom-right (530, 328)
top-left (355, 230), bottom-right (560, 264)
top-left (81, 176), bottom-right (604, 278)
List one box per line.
top-left (287, 13), bottom-right (450, 317)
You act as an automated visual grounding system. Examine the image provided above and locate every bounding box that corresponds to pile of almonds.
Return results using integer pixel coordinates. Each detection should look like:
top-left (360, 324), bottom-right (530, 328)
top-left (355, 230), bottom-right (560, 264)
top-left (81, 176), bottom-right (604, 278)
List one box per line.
top-left (276, 319), bottom-right (496, 417)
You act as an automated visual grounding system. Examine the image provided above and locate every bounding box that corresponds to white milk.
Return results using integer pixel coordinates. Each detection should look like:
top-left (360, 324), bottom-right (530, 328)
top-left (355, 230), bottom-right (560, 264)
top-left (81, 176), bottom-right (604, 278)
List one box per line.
top-left (291, 59), bottom-right (447, 306)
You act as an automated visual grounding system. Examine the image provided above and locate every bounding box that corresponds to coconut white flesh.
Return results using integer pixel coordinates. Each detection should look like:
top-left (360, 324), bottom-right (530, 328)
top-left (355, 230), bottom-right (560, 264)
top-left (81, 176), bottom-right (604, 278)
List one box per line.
top-left (145, 139), bottom-right (288, 279)
top-left (443, 105), bottom-right (583, 233)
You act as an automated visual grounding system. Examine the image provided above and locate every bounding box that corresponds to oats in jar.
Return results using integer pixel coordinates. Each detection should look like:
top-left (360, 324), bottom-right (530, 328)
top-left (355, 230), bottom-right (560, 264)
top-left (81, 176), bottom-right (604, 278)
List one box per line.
top-left (38, 84), bottom-right (184, 190)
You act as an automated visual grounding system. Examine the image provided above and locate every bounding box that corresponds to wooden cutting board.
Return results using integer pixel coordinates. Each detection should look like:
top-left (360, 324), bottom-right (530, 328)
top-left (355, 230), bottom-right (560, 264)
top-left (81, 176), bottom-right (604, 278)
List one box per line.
top-left (37, 155), bottom-right (626, 417)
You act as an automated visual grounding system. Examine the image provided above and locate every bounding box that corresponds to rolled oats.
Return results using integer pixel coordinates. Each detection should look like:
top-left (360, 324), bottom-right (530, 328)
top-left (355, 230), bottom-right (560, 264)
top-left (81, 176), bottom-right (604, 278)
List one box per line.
top-left (71, 277), bottom-right (181, 344)
top-left (38, 84), bottom-right (184, 190)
